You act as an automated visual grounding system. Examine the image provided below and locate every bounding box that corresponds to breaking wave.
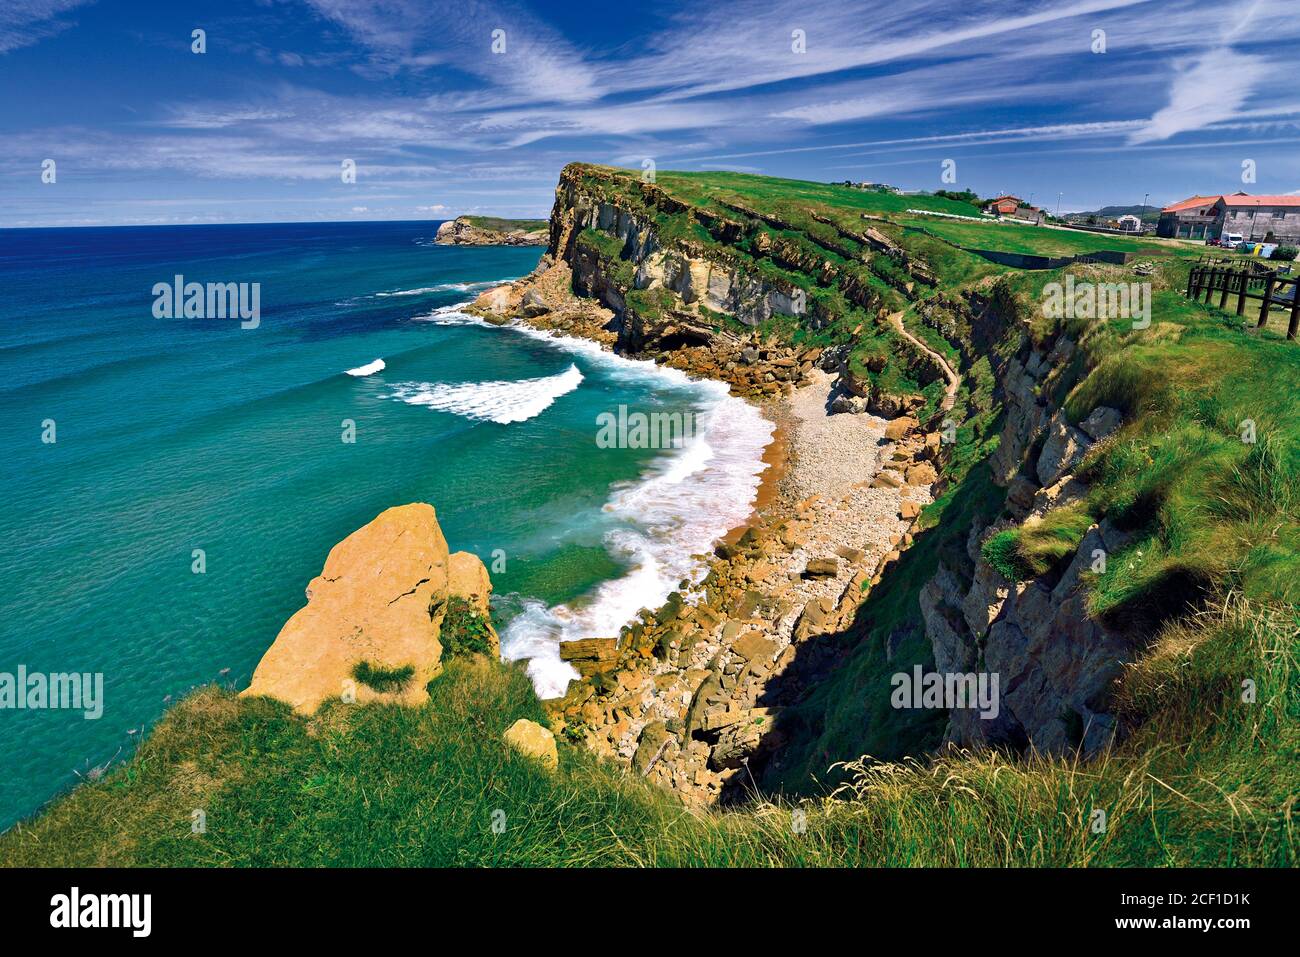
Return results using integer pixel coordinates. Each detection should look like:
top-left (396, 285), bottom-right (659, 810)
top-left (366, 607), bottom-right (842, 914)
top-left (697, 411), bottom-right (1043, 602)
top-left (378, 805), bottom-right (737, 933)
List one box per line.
top-left (374, 279), bottom-right (509, 298)
top-left (387, 363), bottom-right (583, 425)
top-left (486, 321), bottom-right (774, 698)
top-left (344, 358), bottom-right (386, 376)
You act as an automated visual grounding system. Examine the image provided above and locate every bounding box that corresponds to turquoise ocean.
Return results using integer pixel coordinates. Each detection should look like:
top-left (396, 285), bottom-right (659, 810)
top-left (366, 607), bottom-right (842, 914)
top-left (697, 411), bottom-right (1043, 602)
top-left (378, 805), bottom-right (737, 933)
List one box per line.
top-left (0, 221), bottom-right (772, 831)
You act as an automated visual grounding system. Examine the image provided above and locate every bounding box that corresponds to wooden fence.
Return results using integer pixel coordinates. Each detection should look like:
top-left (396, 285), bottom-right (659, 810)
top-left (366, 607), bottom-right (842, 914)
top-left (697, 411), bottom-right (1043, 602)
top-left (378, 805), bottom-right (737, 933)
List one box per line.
top-left (1187, 259), bottom-right (1300, 340)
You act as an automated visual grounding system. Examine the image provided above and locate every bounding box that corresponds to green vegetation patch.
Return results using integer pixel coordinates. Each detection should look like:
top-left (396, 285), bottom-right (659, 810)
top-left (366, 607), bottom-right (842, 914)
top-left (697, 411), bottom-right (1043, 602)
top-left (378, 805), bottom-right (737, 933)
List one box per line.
top-left (441, 596), bottom-right (496, 659)
top-left (351, 661), bottom-right (415, 694)
top-left (460, 216), bottom-right (546, 232)
top-left (983, 503), bottom-right (1095, 581)
top-left (576, 227), bottom-right (635, 288)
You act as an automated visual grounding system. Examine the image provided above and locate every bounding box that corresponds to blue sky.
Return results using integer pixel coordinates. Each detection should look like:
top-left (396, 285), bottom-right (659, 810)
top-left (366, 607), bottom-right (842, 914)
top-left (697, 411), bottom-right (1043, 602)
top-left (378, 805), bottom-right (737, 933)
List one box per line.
top-left (2, 0), bottom-right (1298, 227)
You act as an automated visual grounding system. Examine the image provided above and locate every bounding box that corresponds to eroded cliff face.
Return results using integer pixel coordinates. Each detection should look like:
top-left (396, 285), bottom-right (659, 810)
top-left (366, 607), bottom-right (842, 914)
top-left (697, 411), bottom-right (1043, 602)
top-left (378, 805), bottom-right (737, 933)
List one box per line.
top-left (521, 164), bottom-right (945, 412)
top-left (471, 163), bottom-right (1144, 775)
top-left (919, 295), bottom-right (1134, 757)
top-left (549, 166), bottom-right (810, 336)
top-left (544, 167), bottom-right (936, 330)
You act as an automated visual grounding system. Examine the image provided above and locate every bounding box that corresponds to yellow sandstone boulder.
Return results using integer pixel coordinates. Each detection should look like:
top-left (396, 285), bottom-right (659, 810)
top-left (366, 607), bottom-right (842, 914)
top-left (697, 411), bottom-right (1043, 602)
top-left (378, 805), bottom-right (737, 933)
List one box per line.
top-left (503, 718), bottom-right (558, 770)
top-left (243, 503), bottom-right (450, 714)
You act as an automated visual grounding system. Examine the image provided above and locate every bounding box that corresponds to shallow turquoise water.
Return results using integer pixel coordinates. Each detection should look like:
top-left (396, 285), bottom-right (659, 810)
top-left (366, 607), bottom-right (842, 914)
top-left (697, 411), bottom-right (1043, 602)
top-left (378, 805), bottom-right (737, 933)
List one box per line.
top-left (0, 221), bottom-right (771, 830)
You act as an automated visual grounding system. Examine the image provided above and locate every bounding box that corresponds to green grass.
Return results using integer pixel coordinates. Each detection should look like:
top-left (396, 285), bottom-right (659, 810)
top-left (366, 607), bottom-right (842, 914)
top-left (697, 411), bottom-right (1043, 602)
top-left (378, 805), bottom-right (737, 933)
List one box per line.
top-left (0, 658), bottom-right (907, 867)
top-left (4, 615), bottom-right (1289, 867)
top-left (351, 661), bottom-right (415, 694)
top-left (983, 502), bottom-right (1095, 581)
top-left (898, 217), bottom-right (1183, 259)
top-left (459, 216), bottom-right (546, 232)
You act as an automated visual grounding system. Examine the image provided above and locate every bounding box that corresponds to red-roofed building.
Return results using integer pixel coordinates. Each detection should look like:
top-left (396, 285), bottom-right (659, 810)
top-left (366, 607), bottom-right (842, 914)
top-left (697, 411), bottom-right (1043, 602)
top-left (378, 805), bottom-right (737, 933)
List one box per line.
top-left (1158, 192), bottom-right (1300, 242)
top-left (984, 195), bottom-right (1022, 215)
top-left (1216, 194), bottom-right (1300, 243)
top-left (1157, 194), bottom-right (1225, 240)
top-left (983, 195), bottom-right (1045, 224)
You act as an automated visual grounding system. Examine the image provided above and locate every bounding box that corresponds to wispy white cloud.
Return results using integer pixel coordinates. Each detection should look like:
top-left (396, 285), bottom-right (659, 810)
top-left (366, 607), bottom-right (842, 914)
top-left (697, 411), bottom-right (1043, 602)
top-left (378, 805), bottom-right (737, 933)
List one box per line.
top-left (294, 0), bottom-right (602, 102)
top-left (1128, 47), bottom-right (1269, 144)
top-left (1128, 0), bottom-right (1275, 144)
top-left (0, 0), bottom-right (94, 54)
top-left (6, 0), bottom-right (1300, 227)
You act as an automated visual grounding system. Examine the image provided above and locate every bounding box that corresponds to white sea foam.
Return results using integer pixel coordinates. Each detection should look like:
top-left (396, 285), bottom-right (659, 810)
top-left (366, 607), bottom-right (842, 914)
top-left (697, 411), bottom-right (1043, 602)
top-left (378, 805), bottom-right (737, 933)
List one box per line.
top-left (375, 279), bottom-right (508, 298)
top-left (388, 363), bottom-right (583, 425)
top-left (345, 358), bottom-right (386, 376)
top-left (412, 304), bottom-right (492, 326)
top-left (481, 319), bottom-right (774, 699)
top-left (334, 278), bottom-right (518, 306)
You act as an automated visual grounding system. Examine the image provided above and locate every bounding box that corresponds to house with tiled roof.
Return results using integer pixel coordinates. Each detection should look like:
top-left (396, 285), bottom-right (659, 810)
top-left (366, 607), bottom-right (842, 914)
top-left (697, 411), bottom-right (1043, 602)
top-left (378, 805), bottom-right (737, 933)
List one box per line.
top-left (983, 195), bottom-right (1045, 224)
top-left (984, 195), bottom-right (1022, 216)
top-left (1156, 194), bottom-right (1226, 240)
top-left (1158, 192), bottom-right (1300, 242)
top-left (1215, 194), bottom-right (1300, 243)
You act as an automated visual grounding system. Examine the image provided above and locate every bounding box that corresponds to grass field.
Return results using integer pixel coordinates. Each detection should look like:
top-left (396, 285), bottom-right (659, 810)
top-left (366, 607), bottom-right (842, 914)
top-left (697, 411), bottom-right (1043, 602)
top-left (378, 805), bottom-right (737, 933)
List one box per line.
top-left (2, 633), bottom-right (1291, 867)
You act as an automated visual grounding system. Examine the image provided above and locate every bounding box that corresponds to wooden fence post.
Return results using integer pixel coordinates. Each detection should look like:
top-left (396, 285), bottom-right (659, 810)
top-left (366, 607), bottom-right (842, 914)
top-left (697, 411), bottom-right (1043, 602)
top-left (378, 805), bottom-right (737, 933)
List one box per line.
top-left (1236, 268), bottom-right (1248, 316)
top-left (1257, 274), bottom-right (1276, 329)
top-left (1219, 268), bottom-right (1232, 309)
top-left (1288, 279), bottom-right (1300, 341)
top-left (1205, 268), bottom-right (1219, 303)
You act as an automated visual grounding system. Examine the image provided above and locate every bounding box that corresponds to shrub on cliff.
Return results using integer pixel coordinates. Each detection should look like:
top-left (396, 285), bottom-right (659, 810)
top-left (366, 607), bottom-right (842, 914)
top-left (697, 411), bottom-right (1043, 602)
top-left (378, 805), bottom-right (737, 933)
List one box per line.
top-left (440, 596), bottom-right (496, 659)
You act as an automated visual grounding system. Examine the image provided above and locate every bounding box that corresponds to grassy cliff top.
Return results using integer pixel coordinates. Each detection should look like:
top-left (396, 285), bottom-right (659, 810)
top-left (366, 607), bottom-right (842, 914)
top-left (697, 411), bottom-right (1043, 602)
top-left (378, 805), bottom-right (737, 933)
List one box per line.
top-left (565, 163), bottom-right (1204, 266)
top-left (457, 215), bottom-right (547, 231)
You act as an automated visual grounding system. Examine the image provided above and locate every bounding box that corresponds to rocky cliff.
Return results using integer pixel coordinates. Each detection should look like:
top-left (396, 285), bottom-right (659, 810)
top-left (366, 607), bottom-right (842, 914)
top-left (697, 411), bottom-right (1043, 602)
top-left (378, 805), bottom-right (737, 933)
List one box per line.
top-left (244, 503), bottom-right (495, 714)
top-left (917, 291), bottom-right (1134, 756)
top-left (461, 164), bottom-right (1206, 793)
top-left (469, 164), bottom-right (947, 409)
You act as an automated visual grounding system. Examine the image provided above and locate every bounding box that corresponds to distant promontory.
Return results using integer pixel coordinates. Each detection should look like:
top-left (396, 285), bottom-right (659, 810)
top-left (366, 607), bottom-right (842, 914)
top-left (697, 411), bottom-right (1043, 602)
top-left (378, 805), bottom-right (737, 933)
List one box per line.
top-left (434, 215), bottom-right (547, 246)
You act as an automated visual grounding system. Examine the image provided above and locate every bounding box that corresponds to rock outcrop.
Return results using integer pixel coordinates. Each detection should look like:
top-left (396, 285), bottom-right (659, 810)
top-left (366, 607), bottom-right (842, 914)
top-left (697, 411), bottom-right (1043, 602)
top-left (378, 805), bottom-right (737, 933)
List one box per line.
top-left (244, 504), bottom-right (453, 714)
top-left (503, 718), bottom-right (559, 769)
top-left (434, 216), bottom-right (547, 246)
